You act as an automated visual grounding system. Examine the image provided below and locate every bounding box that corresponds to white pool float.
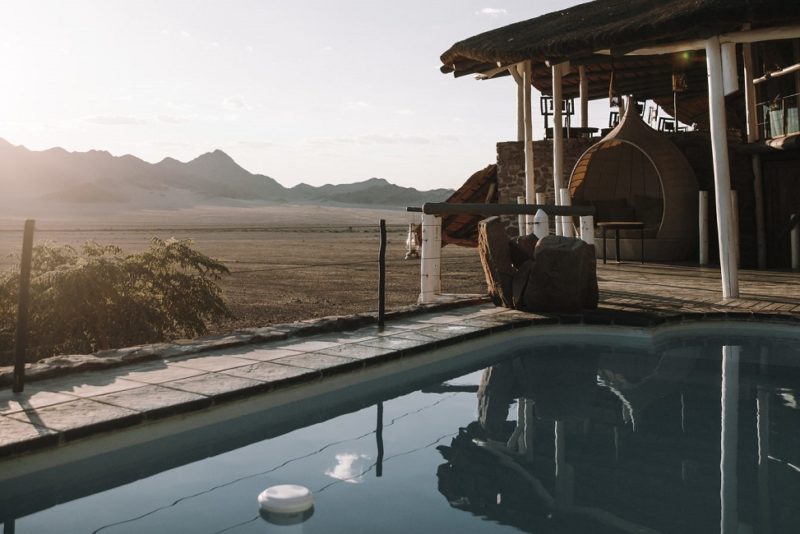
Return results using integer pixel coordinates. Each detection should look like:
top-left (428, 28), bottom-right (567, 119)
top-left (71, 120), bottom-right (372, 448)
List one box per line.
top-left (257, 484), bottom-right (314, 515)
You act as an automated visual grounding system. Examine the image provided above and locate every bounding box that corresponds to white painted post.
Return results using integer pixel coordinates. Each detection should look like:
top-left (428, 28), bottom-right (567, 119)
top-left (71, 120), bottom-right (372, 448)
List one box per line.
top-left (510, 66), bottom-right (525, 142)
top-left (533, 209), bottom-right (549, 239)
top-left (552, 63), bottom-right (565, 238)
top-left (535, 193), bottom-right (546, 235)
top-left (721, 43), bottom-right (739, 96)
top-left (419, 213), bottom-right (441, 304)
top-left (579, 65), bottom-right (588, 129)
top-left (699, 191), bottom-right (709, 266)
top-left (791, 214), bottom-right (800, 270)
top-left (720, 345), bottom-right (741, 534)
top-left (731, 190), bottom-right (740, 268)
top-left (580, 216), bottom-right (595, 245)
top-left (522, 61), bottom-right (536, 233)
top-left (560, 187), bottom-right (574, 237)
top-left (743, 43), bottom-right (767, 269)
top-left (706, 36), bottom-right (740, 298)
top-left (581, 215), bottom-right (594, 245)
top-left (516, 196), bottom-right (526, 237)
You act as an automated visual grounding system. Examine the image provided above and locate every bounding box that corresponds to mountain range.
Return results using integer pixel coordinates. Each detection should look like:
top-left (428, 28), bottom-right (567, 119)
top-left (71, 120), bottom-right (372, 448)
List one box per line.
top-left (0, 138), bottom-right (453, 212)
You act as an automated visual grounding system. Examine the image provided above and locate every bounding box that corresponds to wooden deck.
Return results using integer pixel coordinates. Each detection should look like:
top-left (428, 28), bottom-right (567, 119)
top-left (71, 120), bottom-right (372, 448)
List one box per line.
top-left (596, 262), bottom-right (800, 317)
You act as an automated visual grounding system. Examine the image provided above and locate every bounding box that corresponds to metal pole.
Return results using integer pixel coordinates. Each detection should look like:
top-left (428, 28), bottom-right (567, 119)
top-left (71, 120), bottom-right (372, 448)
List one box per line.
top-left (13, 220), bottom-right (35, 394)
top-left (378, 220), bottom-right (386, 328)
top-left (706, 36), bottom-right (740, 298)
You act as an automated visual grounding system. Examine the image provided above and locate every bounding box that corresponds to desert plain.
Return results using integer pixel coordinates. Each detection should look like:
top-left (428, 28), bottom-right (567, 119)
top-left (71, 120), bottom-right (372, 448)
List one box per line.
top-left (0, 204), bottom-right (486, 338)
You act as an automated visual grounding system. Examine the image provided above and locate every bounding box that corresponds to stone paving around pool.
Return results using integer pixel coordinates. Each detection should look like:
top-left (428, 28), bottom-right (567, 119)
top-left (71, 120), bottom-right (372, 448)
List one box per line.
top-left (0, 304), bottom-right (542, 459)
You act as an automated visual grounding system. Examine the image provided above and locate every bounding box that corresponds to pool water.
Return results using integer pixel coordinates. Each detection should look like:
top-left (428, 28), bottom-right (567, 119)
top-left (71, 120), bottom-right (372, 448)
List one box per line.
top-left (2, 325), bottom-right (800, 533)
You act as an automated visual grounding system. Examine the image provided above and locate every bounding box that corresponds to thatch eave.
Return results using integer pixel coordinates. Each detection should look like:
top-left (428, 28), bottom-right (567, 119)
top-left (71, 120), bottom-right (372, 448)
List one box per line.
top-left (440, 0), bottom-right (800, 78)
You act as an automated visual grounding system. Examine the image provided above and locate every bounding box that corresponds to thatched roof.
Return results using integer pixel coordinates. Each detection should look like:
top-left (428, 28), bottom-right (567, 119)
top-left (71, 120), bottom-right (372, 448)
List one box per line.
top-left (440, 0), bottom-right (799, 78)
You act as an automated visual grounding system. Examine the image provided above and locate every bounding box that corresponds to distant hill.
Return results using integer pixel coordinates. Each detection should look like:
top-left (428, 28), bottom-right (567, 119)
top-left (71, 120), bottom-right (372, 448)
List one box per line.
top-left (0, 138), bottom-right (453, 211)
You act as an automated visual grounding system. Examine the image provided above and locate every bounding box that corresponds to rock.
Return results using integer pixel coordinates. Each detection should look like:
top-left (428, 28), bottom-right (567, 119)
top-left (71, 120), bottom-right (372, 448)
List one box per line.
top-left (512, 259), bottom-right (534, 309)
top-left (477, 217), bottom-right (515, 307)
top-left (508, 234), bottom-right (538, 269)
top-left (522, 236), bottom-right (598, 312)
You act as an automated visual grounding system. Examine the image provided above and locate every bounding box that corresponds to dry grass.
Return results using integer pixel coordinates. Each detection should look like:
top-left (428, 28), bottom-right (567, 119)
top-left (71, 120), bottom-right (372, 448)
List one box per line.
top-left (0, 205), bottom-right (487, 337)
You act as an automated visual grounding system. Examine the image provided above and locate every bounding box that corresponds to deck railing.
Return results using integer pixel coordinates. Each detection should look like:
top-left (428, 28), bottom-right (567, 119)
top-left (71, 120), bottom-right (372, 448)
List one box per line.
top-left (758, 92), bottom-right (800, 139)
top-left (407, 202), bottom-right (596, 303)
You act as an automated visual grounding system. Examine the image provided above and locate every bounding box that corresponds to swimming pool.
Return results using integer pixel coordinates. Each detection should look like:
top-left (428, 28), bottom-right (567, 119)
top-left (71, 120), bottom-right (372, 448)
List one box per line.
top-left (1, 322), bottom-right (799, 533)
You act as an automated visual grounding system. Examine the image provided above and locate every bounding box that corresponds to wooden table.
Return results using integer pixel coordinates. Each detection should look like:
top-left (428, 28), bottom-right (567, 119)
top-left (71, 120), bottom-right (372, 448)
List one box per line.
top-left (596, 221), bottom-right (645, 264)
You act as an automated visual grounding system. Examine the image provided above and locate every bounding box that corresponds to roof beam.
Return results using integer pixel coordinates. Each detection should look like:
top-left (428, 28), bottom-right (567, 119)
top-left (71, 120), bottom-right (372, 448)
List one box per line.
top-left (600, 24), bottom-right (800, 57)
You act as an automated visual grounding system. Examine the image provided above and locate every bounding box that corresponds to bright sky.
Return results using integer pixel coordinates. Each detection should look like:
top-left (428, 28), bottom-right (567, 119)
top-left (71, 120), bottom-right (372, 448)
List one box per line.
top-left (1, 0), bottom-right (597, 190)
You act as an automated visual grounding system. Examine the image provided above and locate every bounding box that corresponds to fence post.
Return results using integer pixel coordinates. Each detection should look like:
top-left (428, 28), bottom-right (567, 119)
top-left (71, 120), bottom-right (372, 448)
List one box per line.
top-left (419, 214), bottom-right (441, 303)
top-left (579, 216), bottom-right (595, 245)
top-left (378, 220), bottom-right (386, 327)
top-left (791, 213), bottom-right (800, 271)
top-left (699, 191), bottom-right (709, 266)
top-left (516, 196), bottom-right (526, 237)
top-left (13, 220), bottom-right (35, 394)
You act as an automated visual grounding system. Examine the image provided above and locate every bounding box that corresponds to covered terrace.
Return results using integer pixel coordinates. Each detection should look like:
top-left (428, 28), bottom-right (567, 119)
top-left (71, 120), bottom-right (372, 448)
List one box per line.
top-left (439, 0), bottom-right (800, 299)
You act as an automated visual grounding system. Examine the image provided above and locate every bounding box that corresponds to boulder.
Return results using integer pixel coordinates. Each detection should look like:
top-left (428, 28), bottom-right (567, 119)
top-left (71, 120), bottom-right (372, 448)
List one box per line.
top-left (521, 236), bottom-right (598, 312)
top-left (477, 217), bottom-right (515, 307)
top-left (508, 234), bottom-right (538, 269)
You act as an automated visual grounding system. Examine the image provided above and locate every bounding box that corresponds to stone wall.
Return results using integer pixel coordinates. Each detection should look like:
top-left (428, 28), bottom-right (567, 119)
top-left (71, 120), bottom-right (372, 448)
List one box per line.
top-left (496, 139), bottom-right (595, 206)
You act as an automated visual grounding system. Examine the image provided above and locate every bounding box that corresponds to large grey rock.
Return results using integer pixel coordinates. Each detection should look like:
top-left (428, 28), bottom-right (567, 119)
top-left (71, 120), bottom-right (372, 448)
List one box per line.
top-left (521, 236), bottom-right (598, 312)
top-left (477, 217), bottom-right (515, 308)
top-left (508, 234), bottom-right (538, 269)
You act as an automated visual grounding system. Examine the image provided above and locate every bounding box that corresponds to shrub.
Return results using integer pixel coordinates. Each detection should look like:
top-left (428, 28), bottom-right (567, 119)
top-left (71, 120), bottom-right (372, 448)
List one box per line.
top-left (0, 238), bottom-right (230, 363)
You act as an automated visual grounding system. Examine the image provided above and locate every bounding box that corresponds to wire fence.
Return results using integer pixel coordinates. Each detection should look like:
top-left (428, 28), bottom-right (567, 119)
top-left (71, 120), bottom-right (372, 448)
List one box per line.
top-left (0, 221), bottom-right (487, 365)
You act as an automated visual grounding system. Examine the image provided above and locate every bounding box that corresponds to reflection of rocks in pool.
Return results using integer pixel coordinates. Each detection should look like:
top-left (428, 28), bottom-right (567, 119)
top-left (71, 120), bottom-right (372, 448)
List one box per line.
top-left (477, 352), bottom-right (598, 439)
top-left (523, 352), bottom-right (598, 421)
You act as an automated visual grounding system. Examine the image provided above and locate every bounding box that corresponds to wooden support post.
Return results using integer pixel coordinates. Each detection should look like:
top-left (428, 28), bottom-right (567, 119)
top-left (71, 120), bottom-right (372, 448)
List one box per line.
top-left (560, 188), bottom-right (574, 237)
top-left (510, 65), bottom-right (525, 142)
top-left (743, 42), bottom-right (768, 269)
top-left (522, 61), bottom-right (536, 233)
top-left (552, 63), bottom-right (565, 237)
top-left (699, 191), bottom-right (710, 266)
top-left (517, 196), bottom-right (526, 236)
top-left (706, 36), bottom-right (740, 298)
top-left (731, 191), bottom-right (740, 268)
top-left (13, 220), bottom-right (35, 394)
top-left (579, 65), bottom-right (589, 128)
top-left (419, 214), bottom-right (441, 304)
top-left (378, 220), bottom-right (386, 328)
top-left (791, 214), bottom-right (800, 270)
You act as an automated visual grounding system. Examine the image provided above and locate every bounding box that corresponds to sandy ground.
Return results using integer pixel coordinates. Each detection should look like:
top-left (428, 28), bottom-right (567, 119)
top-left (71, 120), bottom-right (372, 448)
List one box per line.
top-left (0, 204), bottom-right (486, 335)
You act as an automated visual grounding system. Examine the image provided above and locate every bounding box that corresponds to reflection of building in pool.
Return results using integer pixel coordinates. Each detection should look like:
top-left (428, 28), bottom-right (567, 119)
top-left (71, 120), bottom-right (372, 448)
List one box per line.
top-left (436, 342), bottom-right (800, 534)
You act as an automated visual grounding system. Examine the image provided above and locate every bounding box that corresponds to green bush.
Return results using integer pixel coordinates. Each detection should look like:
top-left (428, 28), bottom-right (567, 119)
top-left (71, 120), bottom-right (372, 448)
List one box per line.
top-left (0, 238), bottom-right (230, 363)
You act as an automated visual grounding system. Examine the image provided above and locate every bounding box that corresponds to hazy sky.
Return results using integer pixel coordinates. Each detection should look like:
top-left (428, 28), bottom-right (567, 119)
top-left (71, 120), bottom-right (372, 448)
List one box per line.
top-left (1, 0), bottom-right (595, 190)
